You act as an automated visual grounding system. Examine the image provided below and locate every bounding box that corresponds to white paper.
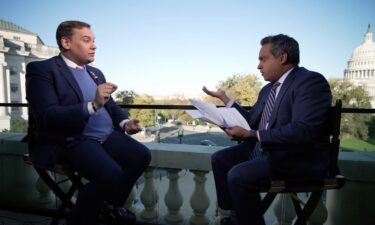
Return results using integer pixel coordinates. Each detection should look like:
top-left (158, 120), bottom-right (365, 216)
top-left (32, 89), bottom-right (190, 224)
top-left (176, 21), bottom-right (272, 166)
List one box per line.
top-left (186, 99), bottom-right (250, 130)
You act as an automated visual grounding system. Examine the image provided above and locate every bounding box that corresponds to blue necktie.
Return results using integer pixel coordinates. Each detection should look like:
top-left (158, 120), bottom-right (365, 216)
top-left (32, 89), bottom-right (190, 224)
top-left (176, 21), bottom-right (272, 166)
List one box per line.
top-left (250, 82), bottom-right (280, 159)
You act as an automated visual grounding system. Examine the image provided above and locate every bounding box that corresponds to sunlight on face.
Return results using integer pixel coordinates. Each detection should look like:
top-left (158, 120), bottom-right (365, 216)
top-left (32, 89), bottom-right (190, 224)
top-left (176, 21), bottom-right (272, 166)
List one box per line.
top-left (64, 27), bottom-right (96, 66)
top-left (257, 43), bottom-right (283, 82)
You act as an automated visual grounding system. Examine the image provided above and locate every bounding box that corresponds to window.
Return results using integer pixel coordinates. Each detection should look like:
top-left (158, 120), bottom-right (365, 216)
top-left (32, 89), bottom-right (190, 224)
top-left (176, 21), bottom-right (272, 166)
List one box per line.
top-left (10, 68), bottom-right (17, 76)
top-left (11, 83), bottom-right (18, 93)
top-left (13, 36), bottom-right (20, 40)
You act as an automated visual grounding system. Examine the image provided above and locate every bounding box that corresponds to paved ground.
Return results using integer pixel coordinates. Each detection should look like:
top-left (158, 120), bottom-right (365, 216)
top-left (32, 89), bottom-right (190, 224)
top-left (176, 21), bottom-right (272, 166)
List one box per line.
top-left (137, 124), bottom-right (238, 147)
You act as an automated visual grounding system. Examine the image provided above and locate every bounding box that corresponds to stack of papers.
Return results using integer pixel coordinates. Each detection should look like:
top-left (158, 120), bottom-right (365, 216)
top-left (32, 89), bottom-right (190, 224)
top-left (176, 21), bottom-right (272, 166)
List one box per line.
top-left (186, 99), bottom-right (250, 130)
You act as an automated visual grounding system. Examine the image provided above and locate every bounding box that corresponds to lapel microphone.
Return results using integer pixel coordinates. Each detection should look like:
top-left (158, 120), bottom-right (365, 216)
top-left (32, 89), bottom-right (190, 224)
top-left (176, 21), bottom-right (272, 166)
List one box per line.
top-left (88, 70), bottom-right (99, 81)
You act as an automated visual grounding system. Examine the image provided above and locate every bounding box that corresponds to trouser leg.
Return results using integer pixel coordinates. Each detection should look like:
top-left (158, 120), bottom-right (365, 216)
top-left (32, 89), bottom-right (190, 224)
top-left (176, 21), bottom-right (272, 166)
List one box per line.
top-left (227, 155), bottom-right (270, 225)
top-left (211, 141), bottom-right (251, 210)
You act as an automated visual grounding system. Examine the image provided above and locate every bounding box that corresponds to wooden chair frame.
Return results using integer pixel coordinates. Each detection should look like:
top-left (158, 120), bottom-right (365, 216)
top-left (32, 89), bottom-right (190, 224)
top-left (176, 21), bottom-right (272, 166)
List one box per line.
top-left (259, 100), bottom-right (346, 225)
top-left (22, 109), bottom-right (118, 225)
top-left (23, 155), bottom-right (82, 225)
top-left (23, 154), bottom-right (121, 225)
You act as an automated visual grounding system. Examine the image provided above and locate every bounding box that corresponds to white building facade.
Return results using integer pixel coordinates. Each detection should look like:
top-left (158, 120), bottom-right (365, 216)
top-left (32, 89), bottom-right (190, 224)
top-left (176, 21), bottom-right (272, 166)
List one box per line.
top-left (0, 19), bottom-right (59, 130)
top-left (344, 24), bottom-right (375, 107)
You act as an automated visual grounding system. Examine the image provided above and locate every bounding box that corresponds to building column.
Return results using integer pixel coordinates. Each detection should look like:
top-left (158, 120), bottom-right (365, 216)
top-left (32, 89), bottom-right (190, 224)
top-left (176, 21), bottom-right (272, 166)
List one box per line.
top-left (5, 66), bottom-right (11, 115)
top-left (0, 54), bottom-right (11, 131)
top-left (20, 62), bottom-right (28, 120)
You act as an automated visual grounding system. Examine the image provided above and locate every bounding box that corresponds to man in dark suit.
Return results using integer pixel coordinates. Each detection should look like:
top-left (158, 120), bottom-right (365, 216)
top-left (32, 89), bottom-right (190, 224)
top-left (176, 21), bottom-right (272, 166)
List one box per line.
top-left (26, 20), bottom-right (151, 225)
top-left (203, 34), bottom-right (332, 225)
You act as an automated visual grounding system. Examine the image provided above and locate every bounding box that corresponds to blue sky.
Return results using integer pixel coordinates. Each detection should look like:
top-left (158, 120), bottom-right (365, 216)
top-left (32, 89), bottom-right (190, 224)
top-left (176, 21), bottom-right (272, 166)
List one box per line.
top-left (2, 0), bottom-right (375, 98)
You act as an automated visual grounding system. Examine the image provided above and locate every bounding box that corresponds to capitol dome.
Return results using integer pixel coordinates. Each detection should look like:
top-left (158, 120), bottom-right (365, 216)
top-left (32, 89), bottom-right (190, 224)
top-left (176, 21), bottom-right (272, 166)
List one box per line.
top-left (344, 24), bottom-right (375, 107)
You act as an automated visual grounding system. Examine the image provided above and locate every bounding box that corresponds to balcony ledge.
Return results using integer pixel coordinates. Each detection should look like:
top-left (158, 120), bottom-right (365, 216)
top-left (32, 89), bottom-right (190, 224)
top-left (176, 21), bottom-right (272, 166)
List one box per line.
top-left (1, 132), bottom-right (375, 225)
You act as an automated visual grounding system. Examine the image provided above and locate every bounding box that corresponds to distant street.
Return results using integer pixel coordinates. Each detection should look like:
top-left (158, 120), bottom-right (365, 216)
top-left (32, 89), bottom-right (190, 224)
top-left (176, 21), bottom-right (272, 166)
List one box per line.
top-left (135, 124), bottom-right (238, 147)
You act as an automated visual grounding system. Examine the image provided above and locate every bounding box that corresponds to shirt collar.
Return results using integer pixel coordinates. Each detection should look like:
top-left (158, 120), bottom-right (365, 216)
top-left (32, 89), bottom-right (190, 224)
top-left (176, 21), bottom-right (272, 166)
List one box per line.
top-left (60, 54), bottom-right (86, 70)
top-left (276, 67), bottom-right (294, 85)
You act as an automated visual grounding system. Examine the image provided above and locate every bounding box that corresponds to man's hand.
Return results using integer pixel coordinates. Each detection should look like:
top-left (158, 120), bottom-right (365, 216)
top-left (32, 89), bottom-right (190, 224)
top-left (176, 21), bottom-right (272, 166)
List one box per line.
top-left (124, 119), bottom-right (142, 135)
top-left (224, 126), bottom-right (250, 140)
top-left (93, 82), bottom-right (118, 110)
top-left (202, 86), bottom-right (231, 105)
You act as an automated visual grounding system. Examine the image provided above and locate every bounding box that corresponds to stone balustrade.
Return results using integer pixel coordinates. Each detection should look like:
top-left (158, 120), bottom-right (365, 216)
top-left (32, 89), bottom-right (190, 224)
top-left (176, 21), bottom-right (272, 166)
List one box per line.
top-left (0, 133), bottom-right (223, 225)
top-left (1, 132), bottom-right (375, 225)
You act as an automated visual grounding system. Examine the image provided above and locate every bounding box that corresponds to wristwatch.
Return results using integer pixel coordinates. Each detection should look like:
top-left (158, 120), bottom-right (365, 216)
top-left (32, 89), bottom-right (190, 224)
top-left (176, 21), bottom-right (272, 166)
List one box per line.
top-left (249, 129), bottom-right (258, 139)
top-left (91, 101), bottom-right (97, 112)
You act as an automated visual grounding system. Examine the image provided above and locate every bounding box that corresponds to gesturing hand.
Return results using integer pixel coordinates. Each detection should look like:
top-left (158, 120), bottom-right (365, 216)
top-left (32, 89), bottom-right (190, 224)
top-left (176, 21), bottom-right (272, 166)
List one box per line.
top-left (94, 82), bottom-right (118, 109)
top-left (202, 86), bottom-right (231, 105)
top-left (124, 119), bottom-right (142, 135)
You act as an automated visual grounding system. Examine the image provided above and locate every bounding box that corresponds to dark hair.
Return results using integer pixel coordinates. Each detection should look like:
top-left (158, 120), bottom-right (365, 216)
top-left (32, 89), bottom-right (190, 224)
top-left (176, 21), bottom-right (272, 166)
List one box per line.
top-left (56, 20), bottom-right (91, 51)
top-left (260, 34), bottom-right (300, 65)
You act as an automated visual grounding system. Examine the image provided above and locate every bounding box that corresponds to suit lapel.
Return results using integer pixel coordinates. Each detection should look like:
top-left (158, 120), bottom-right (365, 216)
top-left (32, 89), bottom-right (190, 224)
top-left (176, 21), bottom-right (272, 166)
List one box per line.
top-left (55, 55), bottom-right (84, 102)
top-left (86, 67), bottom-right (113, 115)
top-left (268, 67), bottom-right (298, 127)
top-left (86, 68), bottom-right (101, 85)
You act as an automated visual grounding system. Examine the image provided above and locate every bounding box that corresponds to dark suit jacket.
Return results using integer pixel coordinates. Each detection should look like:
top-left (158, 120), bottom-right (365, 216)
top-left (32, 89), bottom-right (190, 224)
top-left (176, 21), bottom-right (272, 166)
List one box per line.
top-left (234, 67), bottom-right (332, 178)
top-left (25, 55), bottom-right (127, 166)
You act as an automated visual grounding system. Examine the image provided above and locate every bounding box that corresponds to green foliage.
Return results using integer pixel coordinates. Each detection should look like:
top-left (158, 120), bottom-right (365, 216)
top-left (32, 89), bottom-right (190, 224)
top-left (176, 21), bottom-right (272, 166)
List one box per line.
top-left (115, 91), bottom-right (192, 126)
top-left (329, 79), bottom-right (371, 108)
top-left (1, 117), bottom-right (28, 133)
top-left (115, 90), bottom-right (137, 115)
top-left (115, 90), bottom-right (137, 104)
top-left (329, 79), bottom-right (372, 140)
top-left (367, 117), bottom-right (375, 139)
top-left (115, 74), bottom-right (261, 126)
top-left (217, 75), bottom-right (237, 89)
top-left (341, 136), bottom-right (375, 152)
top-left (129, 95), bottom-right (156, 127)
top-left (174, 121), bottom-right (183, 126)
top-left (191, 119), bottom-right (207, 126)
top-left (155, 94), bottom-right (190, 123)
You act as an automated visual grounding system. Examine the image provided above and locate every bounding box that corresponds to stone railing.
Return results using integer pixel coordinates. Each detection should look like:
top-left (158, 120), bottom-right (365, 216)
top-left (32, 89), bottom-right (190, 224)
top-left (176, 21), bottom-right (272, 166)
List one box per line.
top-left (0, 132), bottom-right (225, 225)
top-left (1, 133), bottom-right (375, 225)
top-left (133, 142), bottom-right (221, 225)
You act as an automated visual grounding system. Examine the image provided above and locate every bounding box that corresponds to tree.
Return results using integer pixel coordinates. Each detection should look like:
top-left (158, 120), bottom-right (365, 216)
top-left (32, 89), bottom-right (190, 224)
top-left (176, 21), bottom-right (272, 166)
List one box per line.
top-left (115, 90), bottom-right (137, 115)
top-left (204, 73), bottom-right (262, 106)
top-left (115, 90), bottom-right (137, 104)
top-left (367, 117), bottom-right (375, 141)
top-left (1, 117), bottom-right (28, 133)
top-left (156, 94), bottom-right (190, 123)
top-left (129, 95), bottom-right (156, 127)
top-left (329, 79), bottom-right (372, 140)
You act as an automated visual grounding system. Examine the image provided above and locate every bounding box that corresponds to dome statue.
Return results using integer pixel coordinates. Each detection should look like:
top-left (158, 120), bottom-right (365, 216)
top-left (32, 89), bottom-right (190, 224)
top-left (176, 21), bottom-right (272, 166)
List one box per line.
top-left (344, 24), bottom-right (375, 107)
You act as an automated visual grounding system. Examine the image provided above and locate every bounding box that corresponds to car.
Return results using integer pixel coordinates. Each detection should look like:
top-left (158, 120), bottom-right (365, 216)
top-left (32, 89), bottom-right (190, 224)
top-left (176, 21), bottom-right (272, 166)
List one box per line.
top-left (200, 139), bottom-right (217, 146)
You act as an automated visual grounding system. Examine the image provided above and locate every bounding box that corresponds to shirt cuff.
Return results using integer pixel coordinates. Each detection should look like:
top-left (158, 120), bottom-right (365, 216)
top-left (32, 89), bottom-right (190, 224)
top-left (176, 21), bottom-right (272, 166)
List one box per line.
top-left (119, 119), bottom-right (130, 130)
top-left (226, 99), bottom-right (235, 107)
top-left (88, 102), bottom-right (96, 115)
